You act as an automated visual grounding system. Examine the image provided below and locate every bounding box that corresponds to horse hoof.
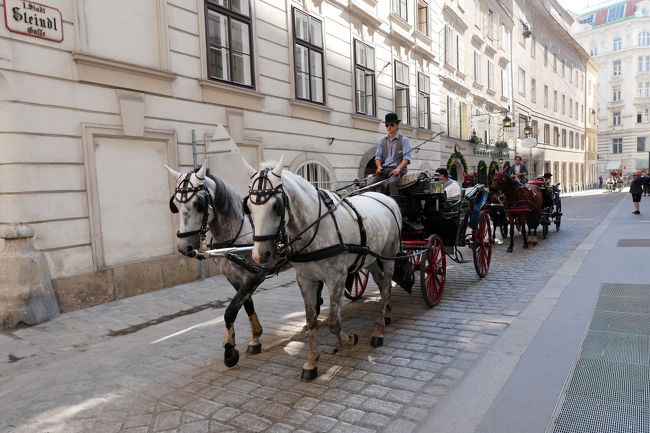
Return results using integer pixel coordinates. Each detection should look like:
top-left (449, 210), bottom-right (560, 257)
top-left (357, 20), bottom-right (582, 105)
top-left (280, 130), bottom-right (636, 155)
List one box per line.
top-left (246, 344), bottom-right (262, 355)
top-left (370, 336), bottom-right (384, 347)
top-left (353, 334), bottom-right (359, 345)
top-left (507, 248), bottom-right (513, 253)
top-left (224, 345), bottom-right (240, 368)
top-left (300, 368), bottom-right (318, 381)
top-left (385, 317), bottom-right (392, 326)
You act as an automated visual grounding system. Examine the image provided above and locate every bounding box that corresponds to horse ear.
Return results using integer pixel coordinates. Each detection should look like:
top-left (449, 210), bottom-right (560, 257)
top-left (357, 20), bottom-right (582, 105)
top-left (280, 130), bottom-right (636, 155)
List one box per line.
top-left (196, 159), bottom-right (208, 179)
top-left (272, 155), bottom-right (284, 177)
top-left (242, 158), bottom-right (257, 177)
top-left (164, 165), bottom-right (182, 179)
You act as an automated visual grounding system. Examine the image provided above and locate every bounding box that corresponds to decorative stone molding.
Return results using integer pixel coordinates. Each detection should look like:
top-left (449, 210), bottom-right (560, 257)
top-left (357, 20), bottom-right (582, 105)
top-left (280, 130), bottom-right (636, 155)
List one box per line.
top-left (0, 224), bottom-right (59, 328)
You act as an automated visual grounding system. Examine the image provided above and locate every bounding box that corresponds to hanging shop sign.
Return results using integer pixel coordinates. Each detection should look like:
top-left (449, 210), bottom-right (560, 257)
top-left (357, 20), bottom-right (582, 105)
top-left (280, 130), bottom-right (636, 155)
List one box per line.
top-left (4, 0), bottom-right (63, 42)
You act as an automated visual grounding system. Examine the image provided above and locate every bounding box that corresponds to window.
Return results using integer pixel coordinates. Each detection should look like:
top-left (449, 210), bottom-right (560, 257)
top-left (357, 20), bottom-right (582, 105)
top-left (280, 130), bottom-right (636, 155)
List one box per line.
top-left (206, 0), bottom-right (253, 87)
top-left (613, 86), bottom-right (621, 101)
top-left (640, 32), bottom-right (650, 46)
top-left (576, 102), bottom-right (579, 119)
top-left (612, 138), bottom-right (623, 153)
top-left (531, 120), bottom-right (538, 138)
top-left (554, 90), bottom-right (558, 111)
top-left (569, 98), bottom-right (573, 117)
top-left (553, 54), bottom-right (557, 72)
top-left (553, 126), bottom-right (559, 145)
top-left (607, 4), bottom-right (625, 22)
top-left (486, 9), bottom-right (495, 39)
top-left (579, 14), bottom-right (594, 24)
top-left (395, 60), bottom-right (410, 124)
top-left (531, 78), bottom-right (536, 102)
top-left (590, 44), bottom-right (597, 56)
top-left (474, 0), bottom-right (481, 28)
top-left (487, 59), bottom-right (494, 90)
top-left (518, 68), bottom-right (525, 95)
top-left (569, 131), bottom-right (574, 148)
top-left (561, 60), bottom-right (565, 78)
top-left (474, 50), bottom-right (482, 83)
top-left (638, 81), bottom-right (650, 97)
top-left (544, 85), bottom-right (549, 108)
top-left (417, 1), bottom-right (429, 35)
top-left (531, 37), bottom-right (536, 59)
top-left (417, 72), bottom-right (430, 129)
top-left (639, 56), bottom-right (650, 72)
top-left (613, 37), bottom-right (622, 51)
top-left (613, 59), bottom-right (621, 76)
top-left (561, 129), bottom-right (566, 147)
top-left (613, 111), bottom-right (621, 125)
top-left (444, 26), bottom-right (464, 72)
top-left (543, 124), bottom-right (550, 144)
top-left (544, 46), bottom-right (548, 67)
top-left (519, 20), bottom-right (527, 47)
top-left (638, 136), bottom-right (646, 151)
top-left (447, 96), bottom-right (459, 137)
top-left (293, 9), bottom-right (324, 103)
top-left (501, 24), bottom-right (511, 53)
top-left (500, 67), bottom-right (510, 99)
top-left (354, 40), bottom-right (375, 116)
top-left (562, 94), bottom-right (565, 114)
top-left (296, 161), bottom-right (333, 189)
top-left (392, 0), bottom-right (408, 20)
top-left (638, 108), bottom-right (650, 122)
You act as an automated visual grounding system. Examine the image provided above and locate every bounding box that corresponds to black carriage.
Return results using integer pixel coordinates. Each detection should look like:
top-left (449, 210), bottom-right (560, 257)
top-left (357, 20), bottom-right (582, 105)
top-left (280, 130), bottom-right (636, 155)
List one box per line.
top-left (345, 172), bottom-right (493, 307)
top-left (531, 180), bottom-right (562, 238)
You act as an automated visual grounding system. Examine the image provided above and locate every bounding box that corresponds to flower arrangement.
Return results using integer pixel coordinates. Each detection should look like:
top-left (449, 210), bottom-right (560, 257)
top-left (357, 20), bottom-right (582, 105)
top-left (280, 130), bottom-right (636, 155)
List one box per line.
top-left (494, 140), bottom-right (508, 148)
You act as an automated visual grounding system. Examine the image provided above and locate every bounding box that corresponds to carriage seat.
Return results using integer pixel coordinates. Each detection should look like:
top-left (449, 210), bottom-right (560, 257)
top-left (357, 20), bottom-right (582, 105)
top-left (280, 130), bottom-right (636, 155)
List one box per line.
top-left (397, 170), bottom-right (427, 189)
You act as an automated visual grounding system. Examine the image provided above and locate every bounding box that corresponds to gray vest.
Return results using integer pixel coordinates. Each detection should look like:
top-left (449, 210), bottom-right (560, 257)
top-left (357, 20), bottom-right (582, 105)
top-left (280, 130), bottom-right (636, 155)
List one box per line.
top-left (381, 135), bottom-right (406, 173)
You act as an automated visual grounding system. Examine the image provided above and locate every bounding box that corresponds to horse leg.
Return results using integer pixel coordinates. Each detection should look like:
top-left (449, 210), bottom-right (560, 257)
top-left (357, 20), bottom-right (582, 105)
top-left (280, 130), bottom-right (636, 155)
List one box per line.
top-left (242, 298), bottom-right (262, 354)
top-left (222, 279), bottom-right (258, 367)
top-left (507, 218), bottom-right (515, 253)
top-left (298, 277), bottom-right (322, 381)
top-left (367, 260), bottom-right (393, 347)
top-left (522, 216), bottom-right (529, 249)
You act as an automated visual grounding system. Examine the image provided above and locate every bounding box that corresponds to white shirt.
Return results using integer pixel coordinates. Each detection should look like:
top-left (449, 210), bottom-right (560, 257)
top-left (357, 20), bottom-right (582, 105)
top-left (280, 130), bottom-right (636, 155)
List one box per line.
top-left (444, 180), bottom-right (462, 198)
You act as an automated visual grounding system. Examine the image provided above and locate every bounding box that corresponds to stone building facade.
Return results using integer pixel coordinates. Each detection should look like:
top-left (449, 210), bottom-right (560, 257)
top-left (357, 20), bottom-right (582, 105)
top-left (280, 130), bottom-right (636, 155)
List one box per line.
top-left (573, 0), bottom-right (650, 176)
top-left (0, 0), bottom-right (443, 311)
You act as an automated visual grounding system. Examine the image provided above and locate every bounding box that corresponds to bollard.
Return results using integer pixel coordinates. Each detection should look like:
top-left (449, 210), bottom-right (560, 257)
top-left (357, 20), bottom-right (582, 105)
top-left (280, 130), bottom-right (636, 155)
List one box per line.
top-left (0, 224), bottom-right (59, 328)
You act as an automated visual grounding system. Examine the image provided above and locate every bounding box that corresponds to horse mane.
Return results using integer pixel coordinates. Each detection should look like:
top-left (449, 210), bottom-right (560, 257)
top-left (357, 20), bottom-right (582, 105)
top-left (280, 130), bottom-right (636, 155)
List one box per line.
top-left (193, 167), bottom-right (243, 216)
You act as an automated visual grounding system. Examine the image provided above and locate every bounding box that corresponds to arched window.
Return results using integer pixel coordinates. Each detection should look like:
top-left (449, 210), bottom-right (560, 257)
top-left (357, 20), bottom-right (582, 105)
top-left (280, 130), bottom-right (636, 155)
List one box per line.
top-left (295, 161), bottom-right (334, 189)
top-left (640, 32), bottom-right (650, 46)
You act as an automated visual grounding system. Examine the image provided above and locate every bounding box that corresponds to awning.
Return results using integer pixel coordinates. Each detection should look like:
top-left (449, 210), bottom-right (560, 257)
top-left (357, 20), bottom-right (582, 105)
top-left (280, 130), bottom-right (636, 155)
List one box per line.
top-left (606, 160), bottom-right (622, 170)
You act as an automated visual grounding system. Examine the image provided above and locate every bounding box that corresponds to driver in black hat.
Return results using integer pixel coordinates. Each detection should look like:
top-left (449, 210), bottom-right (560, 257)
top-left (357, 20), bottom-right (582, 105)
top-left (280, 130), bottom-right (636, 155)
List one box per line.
top-left (368, 112), bottom-right (411, 197)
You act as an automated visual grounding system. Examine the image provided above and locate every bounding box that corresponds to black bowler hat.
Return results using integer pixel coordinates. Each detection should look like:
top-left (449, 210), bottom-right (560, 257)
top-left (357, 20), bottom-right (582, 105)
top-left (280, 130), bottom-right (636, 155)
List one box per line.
top-left (543, 172), bottom-right (552, 179)
top-left (435, 167), bottom-right (449, 177)
top-left (385, 112), bottom-right (401, 123)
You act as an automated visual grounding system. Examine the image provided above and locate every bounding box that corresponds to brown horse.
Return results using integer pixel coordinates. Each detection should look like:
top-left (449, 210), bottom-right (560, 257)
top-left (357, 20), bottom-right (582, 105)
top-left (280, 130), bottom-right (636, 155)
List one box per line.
top-left (490, 171), bottom-right (543, 252)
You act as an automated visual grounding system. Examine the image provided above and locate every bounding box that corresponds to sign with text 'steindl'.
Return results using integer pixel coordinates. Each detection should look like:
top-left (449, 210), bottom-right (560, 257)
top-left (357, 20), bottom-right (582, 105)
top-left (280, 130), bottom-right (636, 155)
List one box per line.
top-left (4, 0), bottom-right (63, 42)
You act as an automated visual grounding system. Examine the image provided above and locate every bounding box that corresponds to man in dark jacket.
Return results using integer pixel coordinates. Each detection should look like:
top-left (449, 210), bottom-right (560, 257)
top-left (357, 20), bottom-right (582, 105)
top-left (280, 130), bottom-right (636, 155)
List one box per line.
top-left (630, 172), bottom-right (643, 214)
top-left (508, 156), bottom-right (528, 184)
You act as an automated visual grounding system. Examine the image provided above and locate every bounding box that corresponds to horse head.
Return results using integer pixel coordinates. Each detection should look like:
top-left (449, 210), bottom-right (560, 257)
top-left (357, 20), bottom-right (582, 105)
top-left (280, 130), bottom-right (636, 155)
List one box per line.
top-left (490, 170), bottom-right (509, 191)
top-left (166, 160), bottom-right (215, 257)
top-left (243, 156), bottom-right (287, 265)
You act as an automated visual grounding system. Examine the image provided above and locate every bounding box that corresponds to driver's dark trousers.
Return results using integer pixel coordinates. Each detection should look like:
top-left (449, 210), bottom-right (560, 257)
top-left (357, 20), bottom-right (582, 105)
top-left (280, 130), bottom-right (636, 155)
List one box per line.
top-left (368, 167), bottom-right (402, 197)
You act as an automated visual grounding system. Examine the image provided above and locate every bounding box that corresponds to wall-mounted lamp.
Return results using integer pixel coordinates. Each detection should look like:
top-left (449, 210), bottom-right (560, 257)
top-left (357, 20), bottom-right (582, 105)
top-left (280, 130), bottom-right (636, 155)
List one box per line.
top-left (591, 109), bottom-right (596, 115)
top-left (502, 115), bottom-right (514, 128)
top-left (524, 118), bottom-right (533, 137)
top-left (522, 23), bottom-right (532, 39)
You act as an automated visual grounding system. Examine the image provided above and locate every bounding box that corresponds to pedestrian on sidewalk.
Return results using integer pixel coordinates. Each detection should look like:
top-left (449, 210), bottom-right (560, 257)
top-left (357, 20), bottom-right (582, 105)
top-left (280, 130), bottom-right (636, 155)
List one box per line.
top-left (641, 172), bottom-right (650, 196)
top-left (599, 175), bottom-right (604, 189)
top-left (630, 172), bottom-right (643, 214)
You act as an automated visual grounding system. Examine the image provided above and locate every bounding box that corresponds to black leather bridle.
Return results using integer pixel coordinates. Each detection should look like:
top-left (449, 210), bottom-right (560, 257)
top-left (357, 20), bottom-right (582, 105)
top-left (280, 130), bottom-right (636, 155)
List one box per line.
top-left (169, 172), bottom-right (215, 242)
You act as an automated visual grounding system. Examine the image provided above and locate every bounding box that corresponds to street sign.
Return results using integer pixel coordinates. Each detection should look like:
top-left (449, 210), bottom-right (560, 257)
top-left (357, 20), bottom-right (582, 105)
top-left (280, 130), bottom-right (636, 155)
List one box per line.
top-left (521, 138), bottom-right (537, 148)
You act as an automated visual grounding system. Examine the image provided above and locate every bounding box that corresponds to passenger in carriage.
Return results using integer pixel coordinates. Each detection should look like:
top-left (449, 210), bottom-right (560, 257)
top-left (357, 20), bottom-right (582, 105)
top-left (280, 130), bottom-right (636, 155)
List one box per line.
top-left (368, 112), bottom-right (412, 198)
top-left (435, 167), bottom-right (461, 199)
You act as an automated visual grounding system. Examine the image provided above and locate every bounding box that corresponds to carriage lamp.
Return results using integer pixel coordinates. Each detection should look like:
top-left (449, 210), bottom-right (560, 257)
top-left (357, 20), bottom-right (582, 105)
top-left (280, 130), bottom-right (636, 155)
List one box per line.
top-left (522, 23), bottom-right (532, 39)
top-left (502, 115), bottom-right (514, 128)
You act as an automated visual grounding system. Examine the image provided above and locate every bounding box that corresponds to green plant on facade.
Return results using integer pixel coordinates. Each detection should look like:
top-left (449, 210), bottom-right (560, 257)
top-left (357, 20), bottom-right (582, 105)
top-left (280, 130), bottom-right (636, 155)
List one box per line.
top-left (446, 151), bottom-right (468, 181)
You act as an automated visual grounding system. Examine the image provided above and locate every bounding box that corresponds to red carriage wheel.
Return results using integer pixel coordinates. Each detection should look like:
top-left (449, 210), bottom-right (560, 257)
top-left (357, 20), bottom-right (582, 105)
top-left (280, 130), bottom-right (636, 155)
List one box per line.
top-left (344, 268), bottom-right (369, 300)
top-left (472, 211), bottom-right (492, 278)
top-left (420, 235), bottom-right (446, 307)
top-left (405, 248), bottom-right (422, 270)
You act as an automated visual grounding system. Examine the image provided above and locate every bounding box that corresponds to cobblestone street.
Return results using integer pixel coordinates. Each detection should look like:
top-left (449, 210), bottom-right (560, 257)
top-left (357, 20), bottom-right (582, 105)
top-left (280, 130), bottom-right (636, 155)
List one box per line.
top-left (0, 193), bottom-right (622, 433)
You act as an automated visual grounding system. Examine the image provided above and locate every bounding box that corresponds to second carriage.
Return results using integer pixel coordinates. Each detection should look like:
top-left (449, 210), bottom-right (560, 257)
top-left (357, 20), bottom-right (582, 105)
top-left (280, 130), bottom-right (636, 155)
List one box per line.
top-left (345, 171), bottom-right (494, 307)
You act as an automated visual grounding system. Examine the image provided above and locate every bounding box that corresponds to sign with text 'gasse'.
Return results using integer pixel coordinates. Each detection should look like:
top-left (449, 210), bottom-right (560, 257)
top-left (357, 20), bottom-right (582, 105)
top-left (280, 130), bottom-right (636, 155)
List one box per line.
top-left (4, 0), bottom-right (63, 42)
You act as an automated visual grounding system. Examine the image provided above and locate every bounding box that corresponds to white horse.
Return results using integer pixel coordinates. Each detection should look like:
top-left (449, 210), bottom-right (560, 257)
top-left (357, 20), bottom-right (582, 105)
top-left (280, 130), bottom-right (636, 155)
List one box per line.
top-left (243, 157), bottom-right (402, 381)
top-left (166, 160), bottom-right (267, 368)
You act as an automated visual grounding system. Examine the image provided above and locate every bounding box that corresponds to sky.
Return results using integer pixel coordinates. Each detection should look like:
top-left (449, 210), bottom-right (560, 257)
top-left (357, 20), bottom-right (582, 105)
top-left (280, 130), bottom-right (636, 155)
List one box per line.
top-left (558, 0), bottom-right (622, 14)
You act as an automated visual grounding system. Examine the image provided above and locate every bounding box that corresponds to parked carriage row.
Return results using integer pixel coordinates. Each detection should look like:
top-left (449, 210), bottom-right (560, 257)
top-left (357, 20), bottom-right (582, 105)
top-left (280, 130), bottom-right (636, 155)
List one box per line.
top-left (166, 160), bottom-right (562, 380)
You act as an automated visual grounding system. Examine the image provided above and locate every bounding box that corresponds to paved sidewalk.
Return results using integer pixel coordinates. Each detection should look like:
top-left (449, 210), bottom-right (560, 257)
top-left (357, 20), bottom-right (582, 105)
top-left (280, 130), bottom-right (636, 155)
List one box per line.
top-left (419, 190), bottom-right (649, 433)
top-left (0, 193), bottom-right (632, 433)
